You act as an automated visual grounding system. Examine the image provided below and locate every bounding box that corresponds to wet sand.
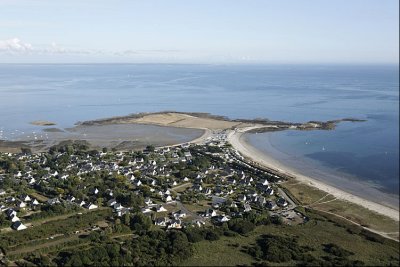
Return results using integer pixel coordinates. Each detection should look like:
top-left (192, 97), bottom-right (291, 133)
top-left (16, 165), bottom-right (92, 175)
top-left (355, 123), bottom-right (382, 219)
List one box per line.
top-left (1, 123), bottom-right (205, 152)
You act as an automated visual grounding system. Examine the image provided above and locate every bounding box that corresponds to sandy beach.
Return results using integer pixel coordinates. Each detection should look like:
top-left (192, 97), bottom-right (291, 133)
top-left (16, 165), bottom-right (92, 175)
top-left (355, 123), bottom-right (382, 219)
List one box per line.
top-left (227, 127), bottom-right (399, 221)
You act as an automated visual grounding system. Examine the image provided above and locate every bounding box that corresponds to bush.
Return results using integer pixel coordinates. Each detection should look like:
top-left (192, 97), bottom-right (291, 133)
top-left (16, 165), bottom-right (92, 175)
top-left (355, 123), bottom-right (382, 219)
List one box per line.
top-left (323, 243), bottom-right (353, 257)
top-left (228, 219), bottom-right (255, 235)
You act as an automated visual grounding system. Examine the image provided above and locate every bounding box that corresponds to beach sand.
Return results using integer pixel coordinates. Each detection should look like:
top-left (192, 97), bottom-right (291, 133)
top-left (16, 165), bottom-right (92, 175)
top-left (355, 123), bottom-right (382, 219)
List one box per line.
top-left (227, 127), bottom-right (399, 221)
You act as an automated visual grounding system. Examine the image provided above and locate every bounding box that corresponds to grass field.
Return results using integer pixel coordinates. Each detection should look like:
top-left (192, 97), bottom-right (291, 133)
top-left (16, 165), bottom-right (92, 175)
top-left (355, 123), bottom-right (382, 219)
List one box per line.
top-left (181, 213), bottom-right (399, 266)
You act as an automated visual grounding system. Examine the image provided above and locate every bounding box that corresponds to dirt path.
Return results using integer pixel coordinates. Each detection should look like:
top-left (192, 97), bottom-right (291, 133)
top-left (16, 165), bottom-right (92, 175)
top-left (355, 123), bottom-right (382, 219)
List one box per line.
top-left (171, 182), bottom-right (192, 192)
top-left (312, 208), bottom-right (399, 242)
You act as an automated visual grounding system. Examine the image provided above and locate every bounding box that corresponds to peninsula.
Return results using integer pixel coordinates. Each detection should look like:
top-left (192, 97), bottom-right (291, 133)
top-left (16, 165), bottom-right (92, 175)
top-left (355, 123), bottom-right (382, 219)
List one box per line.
top-left (0, 112), bottom-right (398, 266)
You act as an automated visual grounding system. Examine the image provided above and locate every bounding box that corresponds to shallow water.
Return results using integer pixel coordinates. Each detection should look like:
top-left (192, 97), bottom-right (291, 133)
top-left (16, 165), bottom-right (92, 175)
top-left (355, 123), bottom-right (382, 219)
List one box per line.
top-left (0, 63), bottom-right (398, 202)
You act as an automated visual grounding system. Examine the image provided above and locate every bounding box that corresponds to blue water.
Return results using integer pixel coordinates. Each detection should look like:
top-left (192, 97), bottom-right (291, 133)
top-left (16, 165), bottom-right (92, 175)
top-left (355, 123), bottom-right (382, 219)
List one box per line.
top-left (0, 64), bottom-right (398, 203)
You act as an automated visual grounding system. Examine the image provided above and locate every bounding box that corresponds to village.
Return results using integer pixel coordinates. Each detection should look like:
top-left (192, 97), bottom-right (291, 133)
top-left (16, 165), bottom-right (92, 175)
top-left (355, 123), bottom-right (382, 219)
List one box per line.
top-left (0, 131), bottom-right (306, 236)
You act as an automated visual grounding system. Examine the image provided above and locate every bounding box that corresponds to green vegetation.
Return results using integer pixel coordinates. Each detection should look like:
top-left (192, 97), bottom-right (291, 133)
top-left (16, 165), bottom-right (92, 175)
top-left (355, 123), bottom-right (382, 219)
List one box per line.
top-left (182, 211), bottom-right (399, 266)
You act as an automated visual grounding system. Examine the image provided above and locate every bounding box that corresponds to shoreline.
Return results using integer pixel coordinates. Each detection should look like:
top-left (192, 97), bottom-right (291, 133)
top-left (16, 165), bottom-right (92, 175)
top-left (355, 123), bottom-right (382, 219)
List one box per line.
top-left (1, 111), bottom-right (397, 223)
top-left (227, 127), bottom-right (399, 221)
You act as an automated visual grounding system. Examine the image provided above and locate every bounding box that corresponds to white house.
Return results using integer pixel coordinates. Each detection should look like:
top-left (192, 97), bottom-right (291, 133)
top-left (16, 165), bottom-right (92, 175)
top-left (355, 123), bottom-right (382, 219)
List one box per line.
top-left (144, 198), bottom-right (153, 206)
top-left (156, 205), bottom-right (167, 212)
top-left (204, 208), bottom-right (217, 217)
top-left (12, 221), bottom-right (27, 231)
top-left (243, 203), bottom-right (252, 212)
top-left (172, 210), bottom-right (186, 218)
top-left (17, 201), bottom-right (26, 208)
top-left (10, 214), bottom-right (20, 222)
top-left (84, 203), bottom-right (98, 210)
top-left (113, 203), bottom-right (124, 211)
top-left (21, 194), bottom-right (31, 202)
top-left (164, 195), bottom-right (173, 203)
top-left (107, 199), bottom-right (117, 207)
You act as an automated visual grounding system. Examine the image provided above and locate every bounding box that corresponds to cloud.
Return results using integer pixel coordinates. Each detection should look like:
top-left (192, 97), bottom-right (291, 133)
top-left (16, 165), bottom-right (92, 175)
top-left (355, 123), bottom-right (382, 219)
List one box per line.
top-left (0, 37), bottom-right (182, 62)
top-left (0, 38), bottom-right (33, 53)
top-left (0, 38), bottom-right (99, 55)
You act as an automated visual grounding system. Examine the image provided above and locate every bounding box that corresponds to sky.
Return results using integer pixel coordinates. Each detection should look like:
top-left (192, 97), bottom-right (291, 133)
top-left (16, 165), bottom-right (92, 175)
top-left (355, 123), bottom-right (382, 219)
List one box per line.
top-left (0, 0), bottom-right (398, 64)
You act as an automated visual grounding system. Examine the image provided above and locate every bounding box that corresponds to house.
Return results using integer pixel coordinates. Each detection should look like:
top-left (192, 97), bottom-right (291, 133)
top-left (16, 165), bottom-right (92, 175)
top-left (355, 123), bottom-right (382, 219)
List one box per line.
top-left (10, 214), bottom-right (20, 222)
top-left (266, 187), bottom-right (274, 196)
top-left (277, 197), bottom-right (288, 207)
top-left (116, 207), bottom-right (130, 217)
top-left (12, 221), bottom-right (27, 231)
top-left (31, 199), bottom-right (39, 206)
top-left (47, 198), bottom-right (60, 205)
top-left (193, 219), bottom-right (205, 227)
top-left (6, 197), bottom-right (15, 203)
top-left (172, 210), bottom-right (186, 218)
top-left (184, 152), bottom-right (192, 160)
top-left (258, 196), bottom-right (267, 206)
top-left (107, 199), bottom-right (117, 207)
top-left (20, 194), bottom-right (31, 202)
top-left (163, 194), bottom-right (172, 203)
top-left (243, 203), bottom-right (252, 212)
top-left (133, 180), bottom-right (142, 187)
top-left (156, 205), bottom-right (167, 212)
top-left (204, 208), bottom-right (217, 217)
top-left (266, 200), bottom-right (277, 210)
top-left (141, 207), bottom-right (152, 213)
top-left (105, 189), bottom-right (114, 197)
top-left (84, 203), bottom-right (98, 210)
top-left (227, 177), bottom-right (236, 185)
top-left (6, 209), bottom-right (17, 218)
top-left (144, 198), bottom-right (153, 206)
top-left (237, 195), bottom-right (247, 202)
top-left (168, 218), bottom-right (182, 229)
top-left (215, 215), bottom-right (230, 223)
top-left (16, 201), bottom-right (26, 209)
top-left (203, 188), bottom-right (212, 195)
top-left (77, 200), bottom-right (86, 207)
top-left (154, 217), bottom-right (170, 227)
top-left (260, 179), bottom-right (269, 186)
top-left (0, 189), bottom-right (6, 195)
top-left (193, 184), bottom-right (202, 192)
top-left (66, 195), bottom-right (76, 203)
top-left (113, 203), bottom-right (124, 211)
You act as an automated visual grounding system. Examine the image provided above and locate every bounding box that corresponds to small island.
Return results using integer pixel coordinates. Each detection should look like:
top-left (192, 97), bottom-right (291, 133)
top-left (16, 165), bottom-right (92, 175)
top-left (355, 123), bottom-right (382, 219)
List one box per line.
top-left (30, 120), bottom-right (57, 126)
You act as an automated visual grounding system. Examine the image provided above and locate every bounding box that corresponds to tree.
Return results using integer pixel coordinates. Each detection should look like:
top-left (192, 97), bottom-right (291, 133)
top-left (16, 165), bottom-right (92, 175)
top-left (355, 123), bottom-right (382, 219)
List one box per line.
top-left (122, 213), bottom-right (131, 226)
top-left (228, 219), bottom-right (255, 234)
top-left (146, 145), bottom-right (155, 152)
top-left (130, 212), bottom-right (152, 232)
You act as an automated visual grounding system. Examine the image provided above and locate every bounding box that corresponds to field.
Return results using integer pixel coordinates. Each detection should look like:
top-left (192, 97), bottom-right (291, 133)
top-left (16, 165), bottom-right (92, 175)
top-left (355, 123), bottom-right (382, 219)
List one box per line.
top-left (181, 210), bottom-right (399, 266)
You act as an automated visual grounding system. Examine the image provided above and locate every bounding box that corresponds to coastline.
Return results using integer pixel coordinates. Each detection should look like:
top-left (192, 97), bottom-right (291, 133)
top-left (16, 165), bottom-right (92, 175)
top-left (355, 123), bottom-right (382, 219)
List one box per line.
top-left (227, 128), bottom-right (399, 221)
top-left (1, 111), bottom-right (397, 223)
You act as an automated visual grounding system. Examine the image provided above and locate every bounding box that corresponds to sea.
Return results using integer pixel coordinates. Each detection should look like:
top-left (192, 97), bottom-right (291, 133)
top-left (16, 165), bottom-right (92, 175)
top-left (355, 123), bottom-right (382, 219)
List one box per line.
top-left (0, 64), bottom-right (398, 207)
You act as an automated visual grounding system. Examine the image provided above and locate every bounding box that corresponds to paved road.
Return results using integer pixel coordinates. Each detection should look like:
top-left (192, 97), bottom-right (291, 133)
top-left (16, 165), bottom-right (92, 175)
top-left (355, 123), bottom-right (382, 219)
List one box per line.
top-left (277, 187), bottom-right (297, 210)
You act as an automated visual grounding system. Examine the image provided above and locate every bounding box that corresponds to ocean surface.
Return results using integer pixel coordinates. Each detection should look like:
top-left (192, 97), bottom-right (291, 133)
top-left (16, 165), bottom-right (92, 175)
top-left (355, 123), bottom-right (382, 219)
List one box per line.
top-left (0, 64), bottom-right (398, 206)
